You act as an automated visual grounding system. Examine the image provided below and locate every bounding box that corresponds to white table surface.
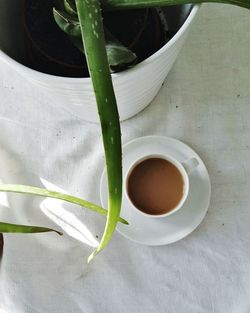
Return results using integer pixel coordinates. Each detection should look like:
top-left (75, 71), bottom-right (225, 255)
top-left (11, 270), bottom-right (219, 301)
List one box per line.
top-left (0, 4), bottom-right (250, 313)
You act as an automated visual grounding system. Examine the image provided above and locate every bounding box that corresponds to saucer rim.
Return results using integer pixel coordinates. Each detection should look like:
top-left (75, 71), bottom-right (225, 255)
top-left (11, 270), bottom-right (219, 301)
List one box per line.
top-left (100, 135), bottom-right (211, 246)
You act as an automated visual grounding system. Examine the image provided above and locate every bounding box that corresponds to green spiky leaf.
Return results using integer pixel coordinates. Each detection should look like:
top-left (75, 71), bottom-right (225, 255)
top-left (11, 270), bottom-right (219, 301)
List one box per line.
top-left (53, 8), bottom-right (81, 37)
top-left (75, 0), bottom-right (123, 262)
top-left (53, 7), bottom-right (137, 72)
top-left (0, 184), bottom-right (128, 225)
top-left (0, 221), bottom-right (62, 235)
top-left (64, 0), bottom-right (77, 15)
top-left (105, 28), bottom-right (137, 71)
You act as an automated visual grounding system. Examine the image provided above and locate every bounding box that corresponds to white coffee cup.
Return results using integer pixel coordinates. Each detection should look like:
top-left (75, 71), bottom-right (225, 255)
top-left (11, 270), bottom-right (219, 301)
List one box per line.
top-left (125, 154), bottom-right (199, 218)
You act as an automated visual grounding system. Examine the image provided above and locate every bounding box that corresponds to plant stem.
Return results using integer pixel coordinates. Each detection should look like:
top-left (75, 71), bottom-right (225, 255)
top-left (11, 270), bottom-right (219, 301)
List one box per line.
top-left (75, 0), bottom-right (123, 262)
top-left (102, 0), bottom-right (250, 10)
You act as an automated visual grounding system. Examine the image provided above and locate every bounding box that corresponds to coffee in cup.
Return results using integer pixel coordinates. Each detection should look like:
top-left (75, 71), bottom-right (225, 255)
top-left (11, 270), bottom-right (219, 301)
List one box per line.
top-left (125, 154), bottom-right (198, 218)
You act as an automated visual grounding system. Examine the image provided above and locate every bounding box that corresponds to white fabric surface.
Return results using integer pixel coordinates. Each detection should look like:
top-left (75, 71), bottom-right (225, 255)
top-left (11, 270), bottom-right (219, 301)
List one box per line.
top-left (0, 5), bottom-right (250, 313)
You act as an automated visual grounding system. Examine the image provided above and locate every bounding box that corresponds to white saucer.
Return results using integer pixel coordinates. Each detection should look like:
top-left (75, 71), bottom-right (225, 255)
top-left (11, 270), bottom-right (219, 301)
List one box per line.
top-left (100, 136), bottom-right (211, 246)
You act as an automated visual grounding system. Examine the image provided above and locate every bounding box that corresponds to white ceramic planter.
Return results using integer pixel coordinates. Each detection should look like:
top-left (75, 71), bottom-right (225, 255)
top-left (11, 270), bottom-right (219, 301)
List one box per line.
top-left (0, 3), bottom-right (199, 122)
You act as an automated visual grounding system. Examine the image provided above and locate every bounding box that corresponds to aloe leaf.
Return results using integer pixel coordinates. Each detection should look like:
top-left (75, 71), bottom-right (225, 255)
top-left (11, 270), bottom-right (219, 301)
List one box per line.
top-left (105, 28), bottom-right (137, 71)
top-left (64, 0), bottom-right (77, 15)
top-left (53, 7), bottom-right (137, 71)
top-left (0, 185), bottom-right (128, 225)
top-left (53, 8), bottom-right (82, 37)
top-left (0, 221), bottom-right (62, 235)
top-left (75, 0), bottom-right (123, 262)
top-left (70, 34), bottom-right (137, 72)
top-left (102, 0), bottom-right (250, 10)
top-left (107, 43), bottom-right (137, 72)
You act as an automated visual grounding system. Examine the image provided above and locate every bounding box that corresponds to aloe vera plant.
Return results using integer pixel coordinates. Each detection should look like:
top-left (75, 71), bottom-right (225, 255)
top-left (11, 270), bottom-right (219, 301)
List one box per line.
top-left (0, 222), bottom-right (62, 235)
top-left (54, 0), bottom-right (250, 262)
top-left (74, 0), bottom-right (123, 262)
top-left (0, 184), bottom-right (127, 255)
top-left (54, 0), bottom-right (250, 72)
top-left (1, 0), bottom-right (250, 262)
top-left (53, 7), bottom-right (137, 72)
top-left (0, 211), bottom-right (62, 238)
top-left (0, 185), bottom-right (127, 224)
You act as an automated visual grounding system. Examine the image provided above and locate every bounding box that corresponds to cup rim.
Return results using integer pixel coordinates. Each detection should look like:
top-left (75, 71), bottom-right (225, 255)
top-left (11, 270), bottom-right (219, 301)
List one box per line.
top-left (125, 153), bottom-right (189, 218)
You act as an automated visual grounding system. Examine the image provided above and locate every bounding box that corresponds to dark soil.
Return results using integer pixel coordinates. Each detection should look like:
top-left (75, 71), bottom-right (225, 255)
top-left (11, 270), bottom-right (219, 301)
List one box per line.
top-left (23, 0), bottom-right (168, 77)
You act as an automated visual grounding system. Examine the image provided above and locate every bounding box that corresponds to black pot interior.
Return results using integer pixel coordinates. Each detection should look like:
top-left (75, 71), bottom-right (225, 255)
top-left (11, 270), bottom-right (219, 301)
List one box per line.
top-left (0, 0), bottom-right (193, 77)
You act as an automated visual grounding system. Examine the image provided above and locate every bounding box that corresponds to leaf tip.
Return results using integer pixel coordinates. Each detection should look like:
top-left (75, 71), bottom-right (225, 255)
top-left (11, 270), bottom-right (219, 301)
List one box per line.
top-left (120, 217), bottom-right (129, 225)
top-left (55, 230), bottom-right (63, 236)
top-left (87, 249), bottom-right (98, 263)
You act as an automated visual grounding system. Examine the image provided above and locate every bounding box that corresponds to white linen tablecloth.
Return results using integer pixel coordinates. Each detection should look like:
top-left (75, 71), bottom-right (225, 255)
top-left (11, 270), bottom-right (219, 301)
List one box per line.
top-left (0, 5), bottom-right (250, 313)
